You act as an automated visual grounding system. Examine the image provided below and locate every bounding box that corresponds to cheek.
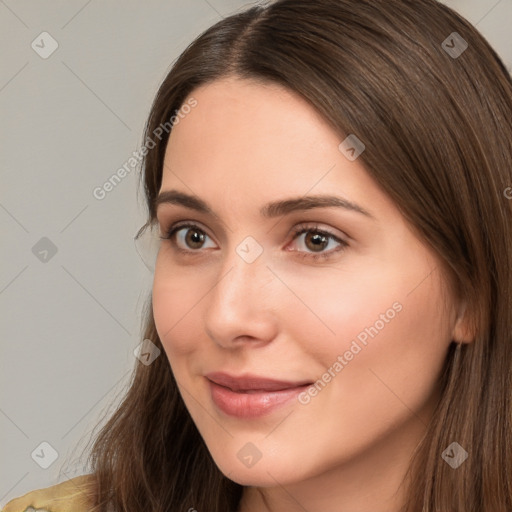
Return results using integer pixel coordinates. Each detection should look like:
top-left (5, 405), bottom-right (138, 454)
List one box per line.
top-left (283, 258), bottom-right (452, 420)
top-left (283, 251), bottom-right (450, 364)
top-left (152, 267), bottom-right (201, 363)
top-left (272, 260), bottom-right (409, 364)
top-left (310, 269), bottom-right (451, 440)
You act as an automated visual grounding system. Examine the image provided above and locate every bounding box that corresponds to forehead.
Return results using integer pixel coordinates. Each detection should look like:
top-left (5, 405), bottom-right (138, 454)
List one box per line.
top-left (165, 76), bottom-right (339, 159)
top-left (159, 77), bottom-right (397, 228)
top-left (162, 77), bottom-right (346, 185)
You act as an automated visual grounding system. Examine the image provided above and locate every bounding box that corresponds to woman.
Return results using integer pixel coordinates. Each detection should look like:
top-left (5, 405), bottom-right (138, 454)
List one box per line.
top-left (3, 0), bottom-right (511, 511)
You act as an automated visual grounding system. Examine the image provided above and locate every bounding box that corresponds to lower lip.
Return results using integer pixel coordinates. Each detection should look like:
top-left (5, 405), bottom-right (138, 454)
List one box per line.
top-left (208, 380), bottom-right (311, 418)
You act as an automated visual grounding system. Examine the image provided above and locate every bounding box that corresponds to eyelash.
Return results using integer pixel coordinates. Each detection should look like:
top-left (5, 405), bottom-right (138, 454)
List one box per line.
top-left (160, 222), bottom-right (348, 262)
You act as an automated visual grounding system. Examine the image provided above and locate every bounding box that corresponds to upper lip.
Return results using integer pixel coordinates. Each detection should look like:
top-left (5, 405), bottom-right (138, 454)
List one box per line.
top-left (205, 371), bottom-right (313, 392)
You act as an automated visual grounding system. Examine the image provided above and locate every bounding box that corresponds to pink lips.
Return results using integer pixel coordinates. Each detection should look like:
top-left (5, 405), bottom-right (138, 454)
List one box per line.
top-left (205, 371), bottom-right (313, 418)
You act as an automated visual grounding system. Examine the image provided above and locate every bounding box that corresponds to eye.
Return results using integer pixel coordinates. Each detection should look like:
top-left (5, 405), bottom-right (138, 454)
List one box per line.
top-left (287, 222), bottom-right (348, 262)
top-left (160, 221), bottom-right (348, 261)
top-left (160, 222), bottom-right (216, 253)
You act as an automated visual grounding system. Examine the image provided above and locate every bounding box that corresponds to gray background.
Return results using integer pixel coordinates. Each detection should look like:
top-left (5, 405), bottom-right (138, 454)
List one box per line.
top-left (1, 0), bottom-right (511, 504)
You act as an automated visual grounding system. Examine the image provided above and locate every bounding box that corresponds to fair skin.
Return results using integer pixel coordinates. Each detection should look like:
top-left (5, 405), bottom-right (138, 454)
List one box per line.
top-left (152, 76), bottom-right (473, 512)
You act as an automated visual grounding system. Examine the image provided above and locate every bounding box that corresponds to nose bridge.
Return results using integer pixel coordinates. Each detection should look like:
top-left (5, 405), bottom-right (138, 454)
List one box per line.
top-left (203, 237), bottom-right (276, 344)
top-left (214, 237), bottom-right (270, 307)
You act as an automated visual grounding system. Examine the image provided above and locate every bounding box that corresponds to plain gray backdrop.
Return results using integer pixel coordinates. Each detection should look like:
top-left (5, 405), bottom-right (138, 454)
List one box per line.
top-left (1, 0), bottom-right (511, 504)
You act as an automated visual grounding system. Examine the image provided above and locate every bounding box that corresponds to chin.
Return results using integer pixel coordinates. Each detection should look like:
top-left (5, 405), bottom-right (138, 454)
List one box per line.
top-left (221, 466), bottom-right (287, 487)
top-left (211, 450), bottom-right (307, 487)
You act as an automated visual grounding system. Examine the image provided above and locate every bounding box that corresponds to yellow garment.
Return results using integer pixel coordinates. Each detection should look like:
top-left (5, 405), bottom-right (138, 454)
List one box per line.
top-left (1, 474), bottom-right (95, 512)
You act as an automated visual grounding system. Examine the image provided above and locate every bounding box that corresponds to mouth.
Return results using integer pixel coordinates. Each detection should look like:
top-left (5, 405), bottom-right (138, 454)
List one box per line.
top-left (205, 371), bottom-right (313, 392)
top-left (205, 372), bottom-right (314, 418)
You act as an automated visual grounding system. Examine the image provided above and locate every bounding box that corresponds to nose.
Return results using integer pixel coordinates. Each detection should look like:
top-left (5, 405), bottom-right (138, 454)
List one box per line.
top-left (203, 245), bottom-right (279, 349)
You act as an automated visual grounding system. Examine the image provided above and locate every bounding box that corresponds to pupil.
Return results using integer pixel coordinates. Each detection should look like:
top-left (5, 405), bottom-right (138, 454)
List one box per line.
top-left (307, 232), bottom-right (327, 252)
top-left (188, 230), bottom-right (204, 247)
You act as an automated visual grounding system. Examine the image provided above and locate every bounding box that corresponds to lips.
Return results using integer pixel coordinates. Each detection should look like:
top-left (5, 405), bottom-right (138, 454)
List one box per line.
top-left (205, 372), bottom-right (314, 418)
top-left (205, 371), bottom-right (313, 392)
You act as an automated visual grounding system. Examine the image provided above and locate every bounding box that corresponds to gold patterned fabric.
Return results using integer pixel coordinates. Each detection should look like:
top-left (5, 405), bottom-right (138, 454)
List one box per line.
top-left (1, 475), bottom-right (95, 512)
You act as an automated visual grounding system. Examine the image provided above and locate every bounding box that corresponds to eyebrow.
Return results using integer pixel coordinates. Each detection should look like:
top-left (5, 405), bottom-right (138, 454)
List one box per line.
top-left (155, 189), bottom-right (375, 219)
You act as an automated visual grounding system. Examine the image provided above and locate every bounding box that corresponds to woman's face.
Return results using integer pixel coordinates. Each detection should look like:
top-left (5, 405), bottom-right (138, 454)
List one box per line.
top-left (152, 76), bottom-right (468, 489)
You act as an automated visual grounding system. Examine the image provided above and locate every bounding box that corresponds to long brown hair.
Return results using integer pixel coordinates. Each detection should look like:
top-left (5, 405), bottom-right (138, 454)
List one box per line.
top-left (74, 0), bottom-right (512, 510)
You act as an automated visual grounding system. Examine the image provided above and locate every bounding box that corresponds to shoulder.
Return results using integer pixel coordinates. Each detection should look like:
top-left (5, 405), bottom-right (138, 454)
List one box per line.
top-left (1, 474), bottom-right (96, 512)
